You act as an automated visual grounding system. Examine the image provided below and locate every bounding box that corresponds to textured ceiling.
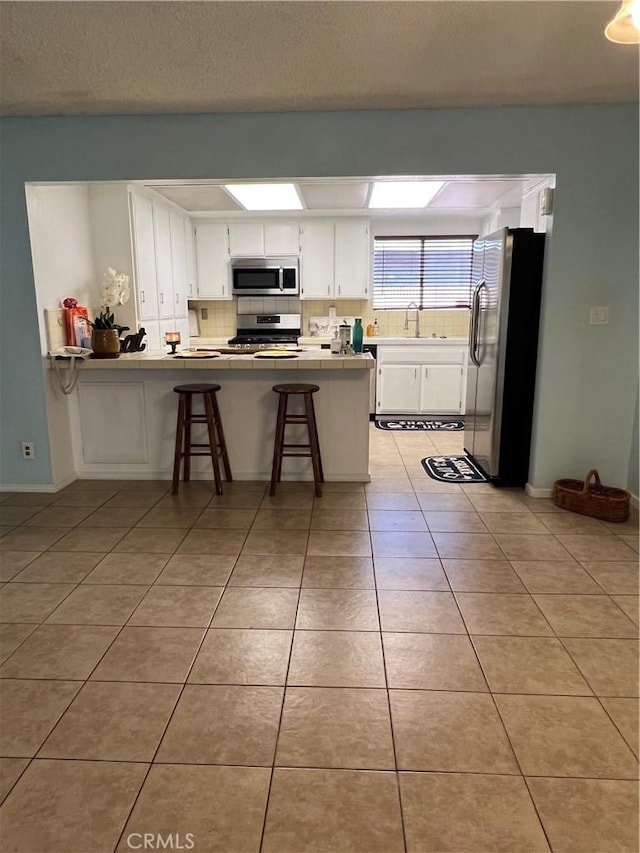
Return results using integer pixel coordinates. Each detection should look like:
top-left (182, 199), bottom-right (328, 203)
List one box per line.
top-left (1, 1), bottom-right (637, 117)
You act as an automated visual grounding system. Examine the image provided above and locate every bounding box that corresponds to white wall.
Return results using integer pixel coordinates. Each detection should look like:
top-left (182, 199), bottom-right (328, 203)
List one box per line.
top-left (88, 183), bottom-right (137, 333)
top-left (26, 184), bottom-right (97, 355)
top-left (371, 215), bottom-right (483, 237)
top-left (25, 184), bottom-right (98, 487)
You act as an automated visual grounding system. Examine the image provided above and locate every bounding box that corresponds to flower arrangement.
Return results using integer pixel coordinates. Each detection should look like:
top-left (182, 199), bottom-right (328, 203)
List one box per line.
top-left (89, 268), bottom-right (130, 330)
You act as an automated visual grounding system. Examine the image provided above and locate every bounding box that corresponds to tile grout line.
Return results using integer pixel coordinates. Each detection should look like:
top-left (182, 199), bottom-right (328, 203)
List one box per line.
top-left (111, 500), bottom-right (255, 853)
top-left (257, 508), bottom-right (307, 853)
top-left (368, 480), bottom-right (409, 853)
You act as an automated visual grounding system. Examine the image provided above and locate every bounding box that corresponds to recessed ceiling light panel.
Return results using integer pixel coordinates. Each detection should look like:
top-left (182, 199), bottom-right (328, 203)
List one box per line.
top-left (224, 183), bottom-right (303, 210)
top-left (368, 180), bottom-right (445, 208)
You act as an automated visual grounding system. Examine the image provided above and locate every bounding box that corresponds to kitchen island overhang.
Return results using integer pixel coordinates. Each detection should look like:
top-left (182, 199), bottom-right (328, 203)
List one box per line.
top-left (52, 351), bottom-right (373, 484)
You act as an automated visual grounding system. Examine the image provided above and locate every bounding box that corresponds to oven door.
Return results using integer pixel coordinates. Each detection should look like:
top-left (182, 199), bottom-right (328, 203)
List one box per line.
top-left (231, 259), bottom-right (299, 296)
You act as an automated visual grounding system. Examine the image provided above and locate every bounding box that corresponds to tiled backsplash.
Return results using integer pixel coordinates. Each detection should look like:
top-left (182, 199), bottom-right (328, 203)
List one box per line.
top-left (301, 300), bottom-right (470, 338)
top-left (190, 297), bottom-right (470, 339)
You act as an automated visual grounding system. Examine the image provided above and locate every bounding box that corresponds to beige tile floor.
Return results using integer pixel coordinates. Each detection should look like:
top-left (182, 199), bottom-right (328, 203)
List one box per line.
top-left (0, 424), bottom-right (638, 852)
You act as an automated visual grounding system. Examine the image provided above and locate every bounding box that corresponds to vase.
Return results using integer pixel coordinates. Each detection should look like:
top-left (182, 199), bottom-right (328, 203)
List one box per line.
top-left (91, 329), bottom-right (120, 359)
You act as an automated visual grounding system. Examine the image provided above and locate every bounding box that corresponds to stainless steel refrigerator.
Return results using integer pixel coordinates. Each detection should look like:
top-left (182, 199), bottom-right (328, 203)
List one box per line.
top-left (464, 227), bottom-right (546, 486)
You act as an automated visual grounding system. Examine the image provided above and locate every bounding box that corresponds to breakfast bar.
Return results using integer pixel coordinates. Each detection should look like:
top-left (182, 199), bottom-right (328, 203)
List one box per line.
top-left (56, 350), bottom-right (374, 483)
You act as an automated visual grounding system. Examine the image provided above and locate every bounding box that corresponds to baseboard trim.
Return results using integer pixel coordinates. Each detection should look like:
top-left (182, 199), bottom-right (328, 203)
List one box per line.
top-left (61, 470), bottom-right (372, 483)
top-left (525, 484), bottom-right (553, 498)
top-left (0, 480), bottom-right (70, 493)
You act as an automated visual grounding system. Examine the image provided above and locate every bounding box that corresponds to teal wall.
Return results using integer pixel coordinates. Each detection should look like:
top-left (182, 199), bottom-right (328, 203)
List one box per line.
top-left (1, 105), bottom-right (638, 489)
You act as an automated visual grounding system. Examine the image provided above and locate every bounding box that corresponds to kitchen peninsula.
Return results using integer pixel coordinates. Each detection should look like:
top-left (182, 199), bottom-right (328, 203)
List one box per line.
top-left (55, 350), bottom-right (373, 484)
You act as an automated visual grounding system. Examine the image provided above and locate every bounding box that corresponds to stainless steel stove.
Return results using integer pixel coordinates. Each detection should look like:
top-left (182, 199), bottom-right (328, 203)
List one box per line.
top-left (228, 314), bottom-right (301, 349)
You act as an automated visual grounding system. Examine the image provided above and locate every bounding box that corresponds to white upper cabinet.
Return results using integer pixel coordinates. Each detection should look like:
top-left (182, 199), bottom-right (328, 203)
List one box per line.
top-left (300, 222), bottom-right (335, 299)
top-left (228, 223), bottom-right (264, 256)
top-left (169, 210), bottom-right (188, 319)
top-left (195, 223), bottom-right (232, 299)
top-left (152, 204), bottom-right (175, 319)
top-left (130, 193), bottom-right (160, 321)
top-left (264, 223), bottom-right (300, 256)
top-left (228, 222), bottom-right (300, 257)
top-left (334, 220), bottom-right (370, 299)
top-left (184, 219), bottom-right (197, 298)
top-left (299, 219), bottom-right (370, 300)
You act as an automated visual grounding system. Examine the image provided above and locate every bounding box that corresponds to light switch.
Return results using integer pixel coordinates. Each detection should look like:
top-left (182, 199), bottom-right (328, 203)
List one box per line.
top-left (589, 307), bottom-right (609, 325)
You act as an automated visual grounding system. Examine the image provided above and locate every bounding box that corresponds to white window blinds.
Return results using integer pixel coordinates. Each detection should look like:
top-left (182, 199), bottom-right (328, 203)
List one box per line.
top-left (373, 236), bottom-right (476, 309)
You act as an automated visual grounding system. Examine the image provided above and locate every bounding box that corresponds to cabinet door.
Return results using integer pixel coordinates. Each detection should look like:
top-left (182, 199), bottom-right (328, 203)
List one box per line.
top-left (169, 210), bottom-right (188, 319)
top-left (228, 223), bottom-right (264, 256)
top-left (195, 224), bottom-right (231, 299)
top-left (264, 223), bottom-right (300, 256)
top-left (173, 316), bottom-right (191, 348)
top-left (419, 364), bottom-right (464, 414)
top-left (142, 320), bottom-right (161, 353)
top-left (152, 204), bottom-right (174, 319)
top-left (299, 222), bottom-right (335, 299)
top-left (130, 194), bottom-right (159, 321)
top-left (184, 219), bottom-right (197, 298)
top-left (377, 364), bottom-right (420, 414)
top-left (334, 220), bottom-right (370, 299)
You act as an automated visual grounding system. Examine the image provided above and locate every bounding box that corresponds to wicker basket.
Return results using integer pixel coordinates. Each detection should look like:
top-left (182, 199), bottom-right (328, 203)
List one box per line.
top-left (552, 469), bottom-right (630, 523)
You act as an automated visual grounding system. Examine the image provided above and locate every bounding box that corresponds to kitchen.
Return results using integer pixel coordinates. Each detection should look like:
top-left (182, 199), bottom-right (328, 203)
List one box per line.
top-left (27, 174), bottom-right (553, 489)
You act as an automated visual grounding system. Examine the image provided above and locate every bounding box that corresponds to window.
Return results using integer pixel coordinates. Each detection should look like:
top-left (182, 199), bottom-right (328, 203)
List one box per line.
top-left (373, 235), bottom-right (476, 309)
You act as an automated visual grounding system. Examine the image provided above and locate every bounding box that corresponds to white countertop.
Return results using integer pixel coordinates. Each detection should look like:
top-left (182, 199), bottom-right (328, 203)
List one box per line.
top-left (52, 349), bottom-right (374, 371)
top-left (297, 335), bottom-right (468, 347)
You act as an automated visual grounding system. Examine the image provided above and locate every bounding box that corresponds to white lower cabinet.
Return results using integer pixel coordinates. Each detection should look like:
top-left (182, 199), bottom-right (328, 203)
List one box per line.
top-left (419, 364), bottom-right (465, 414)
top-left (377, 346), bottom-right (466, 415)
top-left (377, 365), bottom-right (422, 413)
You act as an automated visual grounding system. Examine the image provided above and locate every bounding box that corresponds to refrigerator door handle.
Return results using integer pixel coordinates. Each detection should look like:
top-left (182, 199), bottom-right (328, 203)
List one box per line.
top-left (469, 279), bottom-right (485, 367)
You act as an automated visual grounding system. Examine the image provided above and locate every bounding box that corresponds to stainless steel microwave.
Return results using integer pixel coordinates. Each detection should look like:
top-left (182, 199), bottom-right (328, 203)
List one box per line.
top-left (231, 258), bottom-right (299, 296)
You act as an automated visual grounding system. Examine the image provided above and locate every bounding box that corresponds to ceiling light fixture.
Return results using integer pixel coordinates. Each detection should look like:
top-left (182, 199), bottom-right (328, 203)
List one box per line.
top-left (368, 181), bottom-right (445, 209)
top-left (224, 183), bottom-right (303, 210)
top-left (605, 0), bottom-right (640, 43)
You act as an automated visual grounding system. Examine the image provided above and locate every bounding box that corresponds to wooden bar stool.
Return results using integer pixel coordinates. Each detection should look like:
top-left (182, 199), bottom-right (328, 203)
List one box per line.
top-left (172, 383), bottom-right (232, 495)
top-left (270, 383), bottom-right (324, 497)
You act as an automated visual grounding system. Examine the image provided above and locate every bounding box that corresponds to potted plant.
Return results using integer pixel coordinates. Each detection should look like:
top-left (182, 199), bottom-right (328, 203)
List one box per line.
top-left (89, 308), bottom-right (120, 358)
top-left (89, 269), bottom-right (131, 359)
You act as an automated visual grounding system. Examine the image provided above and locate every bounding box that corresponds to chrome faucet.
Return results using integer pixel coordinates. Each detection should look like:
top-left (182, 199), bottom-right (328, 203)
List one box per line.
top-left (404, 302), bottom-right (421, 337)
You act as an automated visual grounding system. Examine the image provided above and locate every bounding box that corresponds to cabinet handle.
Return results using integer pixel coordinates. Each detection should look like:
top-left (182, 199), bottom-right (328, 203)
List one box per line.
top-left (175, 293), bottom-right (179, 303)
top-left (338, 285), bottom-right (341, 295)
top-left (160, 293), bottom-right (164, 304)
top-left (414, 368), bottom-right (417, 380)
top-left (327, 285), bottom-right (330, 295)
top-left (140, 291), bottom-right (145, 303)
top-left (424, 367), bottom-right (428, 378)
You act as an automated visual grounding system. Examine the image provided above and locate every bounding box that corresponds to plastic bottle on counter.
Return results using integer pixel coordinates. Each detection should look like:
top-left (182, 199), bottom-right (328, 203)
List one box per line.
top-left (366, 322), bottom-right (375, 337)
top-left (352, 318), bottom-right (364, 354)
top-left (373, 318), bottom-right (380, 336)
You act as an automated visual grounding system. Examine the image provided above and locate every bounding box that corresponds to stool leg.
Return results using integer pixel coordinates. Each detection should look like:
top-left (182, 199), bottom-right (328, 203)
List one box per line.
top-left (307, 393), bottom-right (325, 484)
top-left (304, 393), bottom-right (324, 497)
top-left (172, 394), bottom-right (186, 495)
top-left (204, 393), bottom-right (223, 496)
top-left (209, 391), bottom-right (233, 482)
top-left (183, 394), bottom-right (193, 483)
top-left (270, 392), bottom-right (287, 496)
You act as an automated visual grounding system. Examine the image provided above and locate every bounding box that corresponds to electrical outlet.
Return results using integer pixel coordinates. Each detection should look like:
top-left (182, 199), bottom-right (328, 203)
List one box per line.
top-left (589, 306), bottom-right (609, 325)
top-left (201, 307), bottom-right (208, 320)
top-left (21, 442), bottom-right (35, 460)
